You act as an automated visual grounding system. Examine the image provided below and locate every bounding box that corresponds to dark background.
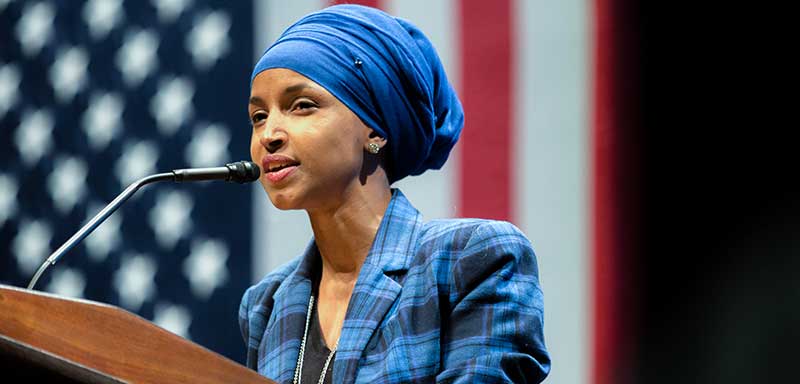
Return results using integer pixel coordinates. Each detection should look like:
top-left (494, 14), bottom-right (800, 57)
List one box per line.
top-left (622, 2), bottom-right (798, 383)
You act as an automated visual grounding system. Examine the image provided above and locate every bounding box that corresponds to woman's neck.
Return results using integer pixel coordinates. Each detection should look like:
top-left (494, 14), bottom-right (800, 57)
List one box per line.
top-left (306, 172), bottom-right (391, 349)
top-left (307, 182), bottom-right (391, 283)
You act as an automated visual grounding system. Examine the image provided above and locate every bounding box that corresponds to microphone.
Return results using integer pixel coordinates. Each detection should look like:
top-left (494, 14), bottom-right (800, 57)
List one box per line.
top-left (26, 161), bottom-right (261, 290)
top-left (172, 161), bottom-right (261, 183)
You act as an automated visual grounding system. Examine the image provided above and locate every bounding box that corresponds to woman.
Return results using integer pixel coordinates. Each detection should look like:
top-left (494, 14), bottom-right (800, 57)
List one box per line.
top-left (240, 5), bottom-right (549, 383)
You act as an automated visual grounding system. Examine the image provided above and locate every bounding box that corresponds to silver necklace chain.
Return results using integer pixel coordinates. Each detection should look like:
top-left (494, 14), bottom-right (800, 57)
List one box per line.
top-left (293, 295), bottom-right (339, 384)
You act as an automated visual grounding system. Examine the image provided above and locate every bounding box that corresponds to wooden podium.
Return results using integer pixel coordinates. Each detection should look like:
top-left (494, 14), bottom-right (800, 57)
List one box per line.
top-left (0, 284), bottom-right (274, 383)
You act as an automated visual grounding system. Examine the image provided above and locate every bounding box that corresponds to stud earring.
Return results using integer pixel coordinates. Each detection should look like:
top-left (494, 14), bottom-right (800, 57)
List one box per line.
top-left (367, 143), bottom-right (380, 154)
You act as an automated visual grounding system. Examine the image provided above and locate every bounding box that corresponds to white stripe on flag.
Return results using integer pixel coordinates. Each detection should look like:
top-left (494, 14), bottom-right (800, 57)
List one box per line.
top-left (517, 1), bottom-right (589, 383)
top-left (385, 0), bottom-right (459, 221)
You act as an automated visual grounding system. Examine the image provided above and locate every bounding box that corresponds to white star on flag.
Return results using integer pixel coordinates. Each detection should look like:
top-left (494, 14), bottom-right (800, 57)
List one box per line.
top-left (116, 28), bottom-right (159, 87)
top-left (183, 238), bottom-right (229, 300)
top-left (12, 219), bottom-right (52, 275)
top-left (149, 190), bottom-right (194, 250)
top-left (82, 0), bottom-right (124, 40)
top-left (154, 301), bottom-right (192, 338)
top-left (113, 253), bottom-right (157, 311)
top-left (185, 123), bottom-right (231, 168)
top-left (14, 108), bottom-right (54, 167)
top-left (46, 267), bottom-right (87, 299)
top-left (83, 202), bottom-right (123, 262)
top-left (0, 63), bottom-right (21, 118)
top-left (152, 0), bottom-right (193, 24)
top-left (15, 2), bottom-right (55, 57)
top-left (186, 10), bottom-right (231, 70)
top-left (82, 91), bottom-right (125, 151)
top-left (47, 156), bottom-right (89, 215)
top-left (114, 140), bottom-right (159, 187)
top-left (0, 174), bottom-right (19, 226)
top-left (150, 76), bottom-right (194, 135)
top-left (49, 45), bottom-right (90, 104)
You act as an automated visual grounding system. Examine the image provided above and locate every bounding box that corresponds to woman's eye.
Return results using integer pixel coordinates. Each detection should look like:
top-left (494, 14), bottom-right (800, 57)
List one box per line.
top-left (250, 111), bottom-right (267, 125)
top-left (293, 100), bottom-right (318, 112)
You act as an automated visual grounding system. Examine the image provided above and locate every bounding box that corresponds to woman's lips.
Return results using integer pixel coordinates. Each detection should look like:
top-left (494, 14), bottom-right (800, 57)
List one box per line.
top-left (265, 165), bottom-right (298, 183)
top-left (261, 154), bottom-right (299, 184)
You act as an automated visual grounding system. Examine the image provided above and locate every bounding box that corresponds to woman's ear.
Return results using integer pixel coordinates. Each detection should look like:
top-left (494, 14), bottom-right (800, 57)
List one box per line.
top-left (365, 130), bottom-right (387, 153)
top-left (360, 129), bottom-right (389, 185)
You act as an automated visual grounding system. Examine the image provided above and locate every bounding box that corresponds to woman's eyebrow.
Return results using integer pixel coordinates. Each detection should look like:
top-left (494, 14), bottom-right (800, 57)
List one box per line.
top-left (249, 83), bottom-right (314, 106)
top-left (249, 96), bottom-right (265, 106)
top-left (284, 83), bottom-right (313, 95)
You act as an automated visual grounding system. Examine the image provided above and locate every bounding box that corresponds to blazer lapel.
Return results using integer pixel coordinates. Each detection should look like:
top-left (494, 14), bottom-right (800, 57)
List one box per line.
top-left (260, 241), bottom-right (317, 382)
top-left (334, 190), bottom-right (424, 383)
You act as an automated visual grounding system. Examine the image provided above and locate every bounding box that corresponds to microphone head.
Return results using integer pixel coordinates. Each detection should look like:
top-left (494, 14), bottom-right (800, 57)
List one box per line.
top-left (226, 161), bottom-right (261, 183)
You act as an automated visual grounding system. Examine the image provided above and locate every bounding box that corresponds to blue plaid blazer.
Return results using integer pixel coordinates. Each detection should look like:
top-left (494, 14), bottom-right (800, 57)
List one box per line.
top-left (240, 190), bottom-right (550, 383)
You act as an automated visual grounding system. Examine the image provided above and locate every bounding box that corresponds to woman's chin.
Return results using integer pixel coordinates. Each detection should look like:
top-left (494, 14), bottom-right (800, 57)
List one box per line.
top-left (267, 190), bottom-right (302, 211)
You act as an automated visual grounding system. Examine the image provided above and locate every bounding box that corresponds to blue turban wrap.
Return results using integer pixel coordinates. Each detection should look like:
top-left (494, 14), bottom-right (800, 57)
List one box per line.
top-left (251, 4), bottom-right (463, 183)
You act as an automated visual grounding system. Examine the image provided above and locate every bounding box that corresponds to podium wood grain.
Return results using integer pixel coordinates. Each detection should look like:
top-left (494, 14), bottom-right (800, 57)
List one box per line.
top-left (0, 284), bottom-right (273, 383)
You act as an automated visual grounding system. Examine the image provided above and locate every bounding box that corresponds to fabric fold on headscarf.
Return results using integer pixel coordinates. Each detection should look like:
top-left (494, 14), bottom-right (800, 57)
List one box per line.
top-left (251, 4), bottom-right (463, 183)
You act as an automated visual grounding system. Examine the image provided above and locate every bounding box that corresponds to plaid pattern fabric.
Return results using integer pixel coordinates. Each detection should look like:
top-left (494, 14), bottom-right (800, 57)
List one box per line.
top-left (240, 190), bottom-right (550, 383)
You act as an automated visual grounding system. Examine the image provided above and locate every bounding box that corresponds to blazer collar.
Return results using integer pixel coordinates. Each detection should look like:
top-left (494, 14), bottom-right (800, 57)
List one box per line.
top-left (363, 189), bottom-right (422, 274)
top-left (335, 189), bottom-right (424, 381)
top-left (259, 241), bottom-right (316, 381)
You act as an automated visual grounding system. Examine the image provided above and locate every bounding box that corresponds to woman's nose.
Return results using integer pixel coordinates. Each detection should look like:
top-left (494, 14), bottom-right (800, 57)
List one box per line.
top-left (259, 123), bottom-right (286, 154)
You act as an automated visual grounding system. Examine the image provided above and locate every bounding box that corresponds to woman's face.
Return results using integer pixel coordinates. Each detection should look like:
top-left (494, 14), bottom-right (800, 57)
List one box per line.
top-left (249, 68), bottom-right (373, 211)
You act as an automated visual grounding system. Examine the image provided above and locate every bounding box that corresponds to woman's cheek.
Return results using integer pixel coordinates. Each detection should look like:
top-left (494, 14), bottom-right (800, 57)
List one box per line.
top-left (249, 134), bottom-right (261, 161)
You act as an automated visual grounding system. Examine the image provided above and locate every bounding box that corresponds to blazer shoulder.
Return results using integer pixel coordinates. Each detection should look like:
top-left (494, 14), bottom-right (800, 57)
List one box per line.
top-left (240, 257), bottom-right (300, 314)
top-left (419, 218), bottom-right (532, 251)
top-left (410, 218), bottom-right (535, 274)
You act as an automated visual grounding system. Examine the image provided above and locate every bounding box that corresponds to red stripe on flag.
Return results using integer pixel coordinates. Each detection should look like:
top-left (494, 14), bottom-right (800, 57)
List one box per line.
top-left (329, 0), bottom-right (382, 8)
top-left (457, 0), bottom-right (514, 221)
top-left (592, 0), bottom-right (618, 382)
top-left (592, 0), bottom-right (639, 383)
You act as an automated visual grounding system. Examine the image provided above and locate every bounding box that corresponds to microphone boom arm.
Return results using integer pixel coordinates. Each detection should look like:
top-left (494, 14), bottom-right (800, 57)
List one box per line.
top-left (27, 172), bottom-right (174, 290)
top-left (25, 160), bottom-right (260, 290)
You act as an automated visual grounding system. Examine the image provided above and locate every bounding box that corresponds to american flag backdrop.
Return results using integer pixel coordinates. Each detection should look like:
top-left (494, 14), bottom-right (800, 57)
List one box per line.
top-left (1, 1), bottom-right (627, 383)
top-left (0, 0), bottom-right (254, 363)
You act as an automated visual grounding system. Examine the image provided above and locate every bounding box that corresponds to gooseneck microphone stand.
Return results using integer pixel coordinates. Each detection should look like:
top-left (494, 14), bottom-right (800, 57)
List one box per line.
top-left (27, 161), bottom-right (260, 290)
top-left (27, 173), bottom-right (173, 290)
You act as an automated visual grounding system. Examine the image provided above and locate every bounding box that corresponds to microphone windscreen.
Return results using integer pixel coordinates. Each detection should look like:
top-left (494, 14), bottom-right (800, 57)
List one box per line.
top-left (226, 161), bottom-right (261, 183)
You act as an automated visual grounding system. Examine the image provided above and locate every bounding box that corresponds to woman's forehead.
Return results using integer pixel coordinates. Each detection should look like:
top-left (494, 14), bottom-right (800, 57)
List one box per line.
top-left (250, 68), bottom-right (328, 99)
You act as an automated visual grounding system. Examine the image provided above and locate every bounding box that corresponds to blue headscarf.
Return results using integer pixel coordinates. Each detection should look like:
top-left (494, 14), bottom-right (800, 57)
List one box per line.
top-left (251, 4), bottom-right (463, 183)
